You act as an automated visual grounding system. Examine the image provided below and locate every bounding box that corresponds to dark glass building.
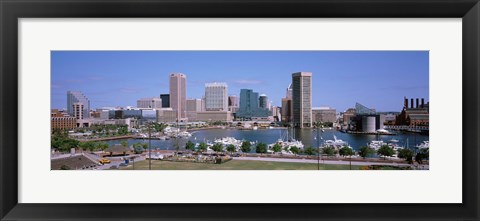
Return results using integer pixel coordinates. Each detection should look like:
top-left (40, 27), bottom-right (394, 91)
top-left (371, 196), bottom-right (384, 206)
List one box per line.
top-left (160, 94), bottom-right (170, 108)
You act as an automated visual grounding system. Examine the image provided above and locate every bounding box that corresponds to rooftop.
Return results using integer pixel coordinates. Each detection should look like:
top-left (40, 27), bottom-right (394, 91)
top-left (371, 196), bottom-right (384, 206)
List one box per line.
top-left (292, 72), bottom-right (312, 77)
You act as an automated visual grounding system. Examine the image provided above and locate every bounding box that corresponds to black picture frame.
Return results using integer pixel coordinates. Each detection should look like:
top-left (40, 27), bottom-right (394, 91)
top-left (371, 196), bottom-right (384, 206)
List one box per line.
top-left (1, 0), bottom-right (479, 220)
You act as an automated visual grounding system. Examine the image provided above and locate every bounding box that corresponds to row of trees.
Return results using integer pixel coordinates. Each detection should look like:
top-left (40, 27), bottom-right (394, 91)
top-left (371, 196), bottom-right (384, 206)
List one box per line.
top-left (52, 129), bottom-right (152, 153)
top-left (81, 124), bottom-right (130, 136)
top-left (357, 145), bottom-right (429, 164)
top-left (180, 140), bottom-right (429, 164)
top-left (182, 140), bottom-right (267, 154)
top-left (181, 140), bottom-right (321, 155)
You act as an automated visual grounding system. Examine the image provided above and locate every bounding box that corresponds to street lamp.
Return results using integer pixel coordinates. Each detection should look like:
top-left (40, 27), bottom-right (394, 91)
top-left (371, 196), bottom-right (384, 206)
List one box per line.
top-left (349, 150), bottom-right (353, 170)
top-left (130, 156), bottom-right (136, 170)
top-left (148, 122), bottom-right (152, 170)
top-left (314, 122), bottom-right (324, 170)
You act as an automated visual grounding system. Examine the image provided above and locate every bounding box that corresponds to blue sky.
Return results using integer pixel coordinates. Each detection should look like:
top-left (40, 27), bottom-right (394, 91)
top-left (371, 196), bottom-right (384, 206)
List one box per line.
top-left (51, 51), bottom-right (429, 112)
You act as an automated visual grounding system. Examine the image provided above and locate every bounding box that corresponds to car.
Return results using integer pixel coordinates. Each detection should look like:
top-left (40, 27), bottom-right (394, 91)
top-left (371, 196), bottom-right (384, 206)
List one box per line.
top-left (109, 165), bottom-right (118, 169)
top-left (99, 158), bottom-right (111, 164)
top-left (119, 163), bottom-right (128, 167)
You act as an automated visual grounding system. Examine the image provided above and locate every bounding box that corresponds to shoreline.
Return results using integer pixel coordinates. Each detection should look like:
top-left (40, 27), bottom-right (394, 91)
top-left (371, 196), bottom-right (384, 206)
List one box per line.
top-left (75, 135), bottom-right (135, 142)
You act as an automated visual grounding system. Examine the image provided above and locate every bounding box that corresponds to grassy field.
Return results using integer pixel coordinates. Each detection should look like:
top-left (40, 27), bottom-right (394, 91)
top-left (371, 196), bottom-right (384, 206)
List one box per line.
top-left (120, 159), bottom-right (362, 170)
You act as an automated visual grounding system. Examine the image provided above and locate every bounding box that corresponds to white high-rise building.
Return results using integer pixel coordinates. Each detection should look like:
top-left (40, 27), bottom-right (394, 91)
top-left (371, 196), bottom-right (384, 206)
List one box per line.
top-left (205, 82), bottom-right (228, 111)
top-left (137, 97), bottom-right (162, 109)
top-left (67, 91), bottom-right (90, 119)
top-left (292, 72), bottom-right (312, 128)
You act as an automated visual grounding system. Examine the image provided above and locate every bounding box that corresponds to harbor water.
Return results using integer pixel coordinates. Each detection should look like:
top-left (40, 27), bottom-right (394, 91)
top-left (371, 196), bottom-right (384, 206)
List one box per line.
top-left (107, 128), bottom-right (429, 151)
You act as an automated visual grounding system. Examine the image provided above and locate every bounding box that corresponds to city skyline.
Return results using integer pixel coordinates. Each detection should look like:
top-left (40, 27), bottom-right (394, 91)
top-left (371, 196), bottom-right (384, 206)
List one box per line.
top-left (51, 51), bottom-right (429, 112)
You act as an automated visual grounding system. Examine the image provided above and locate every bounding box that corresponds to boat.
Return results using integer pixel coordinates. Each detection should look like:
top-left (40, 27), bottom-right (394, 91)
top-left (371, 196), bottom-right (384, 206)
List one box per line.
top-left (416, 141), bottom-right (429, 149)
top-left (376, 129), bottom-right (391, 134)
top-left (268, 127), bottom-right (304, 153)
top-left (177, 131), bottom-right (192, 137)
top-left (367, 140), bottom-right (386, 150)
top-left (323, 135), bottom-right (352, 149)
top-left (214, 137), bottom-right (242, 151)
top-left (368, 140), bottom-right (404, 151)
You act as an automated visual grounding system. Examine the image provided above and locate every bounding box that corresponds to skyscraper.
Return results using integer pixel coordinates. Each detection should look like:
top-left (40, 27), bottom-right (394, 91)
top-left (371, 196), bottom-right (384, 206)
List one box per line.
top-left (281, 84), bottom-right (293, 123)
top-left (205, 82), bottom-right (228, 111)
top-left (67, 91), bottom-right (90, 118)
top-left (160, 94), bottom-right (170, 108)
top-left (292, 72), bottom-right (312, 128)
top-left (259, 94), bottom-right (268, 109)
top-left (228, 95), bottom-right (238, 107)
top-left (228, 95), bottom-right (239, 113)
top-left (169, 73), bottom-right (187, 120)
top-left (72, 102), bottom-right (85, 119)
top-left (281, 97), bottom-right (292, 123)
top-left (236, 89), bottom-right (271, 120)
top-left (286, 83), bottom-right (293, 99)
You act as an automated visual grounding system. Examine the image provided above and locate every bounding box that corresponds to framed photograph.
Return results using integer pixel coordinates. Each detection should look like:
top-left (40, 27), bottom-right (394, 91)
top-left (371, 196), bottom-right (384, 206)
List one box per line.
top-left (1, 0), bottom-right (479, 220)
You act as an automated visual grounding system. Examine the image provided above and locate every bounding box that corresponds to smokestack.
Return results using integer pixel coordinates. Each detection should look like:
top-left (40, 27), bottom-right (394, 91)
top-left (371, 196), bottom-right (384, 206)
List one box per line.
top-left (404, 97), bottom-right (408, 108)
top-left (416, 98), bottom-right (419, 108)
top-left (421, 98), bottom-right (425, 108)
top-left (410, 98), bottom-right (414, 109)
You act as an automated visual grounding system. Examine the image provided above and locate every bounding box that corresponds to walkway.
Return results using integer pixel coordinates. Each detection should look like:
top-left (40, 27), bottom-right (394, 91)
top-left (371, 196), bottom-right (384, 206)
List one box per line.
top-left (234, 156), bottom-right (415, 167)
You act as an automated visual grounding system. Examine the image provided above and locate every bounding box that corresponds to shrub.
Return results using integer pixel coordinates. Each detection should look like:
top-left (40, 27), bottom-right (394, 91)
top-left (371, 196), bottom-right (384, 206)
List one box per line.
top-left (255, 143), bottom-right (267, 154)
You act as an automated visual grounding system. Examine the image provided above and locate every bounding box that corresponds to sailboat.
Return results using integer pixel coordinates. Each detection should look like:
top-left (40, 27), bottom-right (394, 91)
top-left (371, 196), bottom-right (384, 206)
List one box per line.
top-left (268, 126), bottom-right (304, 152)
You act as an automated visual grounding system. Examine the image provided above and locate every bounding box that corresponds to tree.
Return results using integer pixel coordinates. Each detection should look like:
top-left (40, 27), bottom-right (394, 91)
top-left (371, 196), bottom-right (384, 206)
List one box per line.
top-left (415, 148), bottom-right (429, 164)
top-left (117, 126), bottom-right (129, 135)
top-left (377, 145), bottom-right (395, 160)
top-left (272, 143), bottom-right (282, 153)
top-left (95, 142), bottom-right (109, 151)
top-left (226, 144), bottom-right (236, 153)
top-left (120, 141), bottom-right (128, 147)
top-left (339, 146), bottom-right (354, 157)
top-left (358, 146), bottom-right (375, 159)
top-left (152, 122), bottom-right (167, 132)
top-left (141, 143), bottom-right (148, 150)
top-left (58, 142), bottom-right (73, 152)
top-left (211, 143), bottom-right (223, 152)
top-left (256, 143), bottom-right (267, 154)
top-left (185, 140), bottom-right (196, 151)
top-left (51, 132), bottom-right (79, 152)
top-left (290, 146), bottom-right (300, 155)
top-left (79, 141), bottom-right (95, 152)
top-left (322, 146), bottom-right (336, 157)
top-left (241, 141), bottom-right (251, 153)
top-left (198, 142), bottom-right (208, 152)
top-left (304, 147), bottom-right (316, 156)
top-left (134, 147), bottom-right (144, 154)
top-left (397, 148), bottom-right (414, 164)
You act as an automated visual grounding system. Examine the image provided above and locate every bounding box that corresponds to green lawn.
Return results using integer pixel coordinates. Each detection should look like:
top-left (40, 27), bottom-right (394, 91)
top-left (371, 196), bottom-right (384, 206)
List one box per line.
top-left (120, 159), bottom-right (361, 170)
